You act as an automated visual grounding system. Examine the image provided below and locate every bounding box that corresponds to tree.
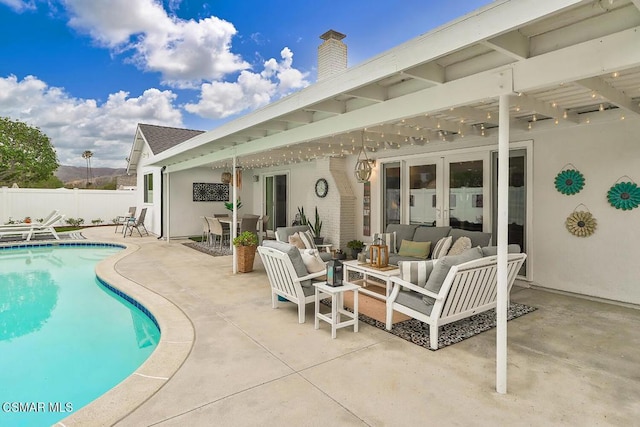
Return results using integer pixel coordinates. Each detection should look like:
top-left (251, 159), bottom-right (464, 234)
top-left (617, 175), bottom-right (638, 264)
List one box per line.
top-left (0, 117), bottom-right (59, 187)
top-left (82, 150), bottom-right (93, 186)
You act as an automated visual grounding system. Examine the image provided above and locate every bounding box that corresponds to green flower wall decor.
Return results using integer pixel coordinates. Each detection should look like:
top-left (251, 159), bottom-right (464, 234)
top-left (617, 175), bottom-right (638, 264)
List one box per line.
top-left (607, 181), bottom-right (640, 211)
top-left (554, 169), bottom-right (585, 195)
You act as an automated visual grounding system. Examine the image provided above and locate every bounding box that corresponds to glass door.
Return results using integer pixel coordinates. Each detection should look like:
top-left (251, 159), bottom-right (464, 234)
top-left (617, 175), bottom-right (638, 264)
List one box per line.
top-left (382, 162), bottom-right (401, 229)
top-left (263, 173), bottom-right (288, 229)
top-left (445, 157), bottom-right (485, 231)
top-left (407, 160), bottom-right (440, 226)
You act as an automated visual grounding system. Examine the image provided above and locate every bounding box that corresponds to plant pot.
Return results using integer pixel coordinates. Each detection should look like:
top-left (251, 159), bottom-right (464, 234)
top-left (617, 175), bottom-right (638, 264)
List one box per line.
top-left (313, 237), bottom-right (324, 245)
top-left (236, 245), bottom-right (257, 273)
top-left (350, 249), bottom-right (362, 260)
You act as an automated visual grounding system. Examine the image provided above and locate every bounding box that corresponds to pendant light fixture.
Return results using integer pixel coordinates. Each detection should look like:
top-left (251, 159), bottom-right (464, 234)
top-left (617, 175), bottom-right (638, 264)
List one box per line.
top-left (221, 163), bottom-right (232, 185)
top-left (354, 130), bottom-right (373, 183)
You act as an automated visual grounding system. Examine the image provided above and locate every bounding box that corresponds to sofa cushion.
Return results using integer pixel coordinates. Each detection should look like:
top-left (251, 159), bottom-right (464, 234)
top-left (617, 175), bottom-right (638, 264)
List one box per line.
top-left (396, 290), bottom-right (433, 316)
top-left (275, 225), bottom-right (312, 243)
top-left (423, 246), bottom-right (484, 303)
top-left (261, 240), bottom-right (312, 288)
top-left (397, 240), bottom-right (431, 259)
top-left (412, 226), bottom-right (451, 257)
top-left (386, 224), bottom-right (419, 251)
top-left (449, 228), bottom-right (492, 247)
top-left (431, 236), bottom-right (453, 259)
top-left (447, 236), bottom-right (471, 256)
top-left (300, 248), bottom-right (326, 280)
top-left (389, 253), bottom-right (425, 265)
top-left (288, 232), bottom-right (306, 249)
top-left (298, 229), bottom-right (317, 249)
top-left (374, 231), bottom-right (397, 253)
top-left (398, 260), bottom-right (434, 287)
top-left (480, 244), bottom-right (521, 257)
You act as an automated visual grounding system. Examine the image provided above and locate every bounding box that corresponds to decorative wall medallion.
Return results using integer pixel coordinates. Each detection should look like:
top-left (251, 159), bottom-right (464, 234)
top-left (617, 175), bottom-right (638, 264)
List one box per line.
top-left (554, 167), bottom-right (585, 195)
top-left (565, 210), bottom-right (597, 237)
top-left (607, 180), bottom-right (640, 211)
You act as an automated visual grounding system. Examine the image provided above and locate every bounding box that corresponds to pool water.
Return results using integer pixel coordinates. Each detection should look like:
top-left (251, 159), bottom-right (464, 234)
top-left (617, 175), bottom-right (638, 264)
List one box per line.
top-left (0, 244), bottom-right (160, 426)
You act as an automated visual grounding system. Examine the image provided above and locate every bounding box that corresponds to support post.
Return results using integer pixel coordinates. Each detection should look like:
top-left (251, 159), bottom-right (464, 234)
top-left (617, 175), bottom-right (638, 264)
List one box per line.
top-left (232, 155), bottom-right (238, 274)
top-left (496, 94), bottom-right (510, 393)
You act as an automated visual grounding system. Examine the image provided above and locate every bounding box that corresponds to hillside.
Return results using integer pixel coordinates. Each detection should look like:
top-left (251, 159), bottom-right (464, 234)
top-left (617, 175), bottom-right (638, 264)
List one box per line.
top-left (55, 165), bottom-right (128, 187)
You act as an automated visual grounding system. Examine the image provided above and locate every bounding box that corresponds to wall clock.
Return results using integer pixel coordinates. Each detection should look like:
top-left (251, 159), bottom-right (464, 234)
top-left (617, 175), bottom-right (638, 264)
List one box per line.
top-left (315, 178), bottom-right (328, 198)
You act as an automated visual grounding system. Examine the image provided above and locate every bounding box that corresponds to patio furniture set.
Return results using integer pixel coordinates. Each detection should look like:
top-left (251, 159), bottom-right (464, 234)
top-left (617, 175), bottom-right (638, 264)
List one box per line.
top-left (258, 226), bottom-right (526, 347)
top-left (0, 210), bottom-right (65, 241)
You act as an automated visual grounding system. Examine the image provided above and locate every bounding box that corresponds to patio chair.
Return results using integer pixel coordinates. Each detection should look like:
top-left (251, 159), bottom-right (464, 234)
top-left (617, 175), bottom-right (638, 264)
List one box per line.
top-left (115, 206), bottom-right (136, 234)
top-left (124, 208), bottom-right (149, 237)
top-left (200, 216), bottom-right (210, 244)
top-left (386, 252), bottom-right (526, 349)
top-left (239, 216), bottom-right (259, 238)
top-left (0, 213), bottom-right (65, 241)
top-left (205, 216), bottom-right (229, 249)
top-left (28, 214), bottom-right (65, 240)
top-left (257, 215), bottom-right (271, 243)
top-left (258, 240), bottom-right (330, 323)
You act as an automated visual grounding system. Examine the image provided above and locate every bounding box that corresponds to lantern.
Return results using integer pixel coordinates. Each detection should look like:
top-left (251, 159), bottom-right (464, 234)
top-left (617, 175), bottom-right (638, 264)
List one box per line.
top-left (369, 243), bottom-right (389, 268)
top-left (326, 259), bottom-right (343, 287)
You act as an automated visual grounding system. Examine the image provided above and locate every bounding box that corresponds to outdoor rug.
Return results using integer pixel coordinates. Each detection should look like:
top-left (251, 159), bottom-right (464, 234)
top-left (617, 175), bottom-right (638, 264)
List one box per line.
top-left (321, 299), bottom-right (536, 351)
top-left (182, 241), bottom-right (232, 257)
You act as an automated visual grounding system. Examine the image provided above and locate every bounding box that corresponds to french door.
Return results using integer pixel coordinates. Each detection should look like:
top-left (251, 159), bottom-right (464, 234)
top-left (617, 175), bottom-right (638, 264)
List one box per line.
top-left (404, 153), bottom-right (488, 230)
top-left (263, 173), bottom-right (288, 230)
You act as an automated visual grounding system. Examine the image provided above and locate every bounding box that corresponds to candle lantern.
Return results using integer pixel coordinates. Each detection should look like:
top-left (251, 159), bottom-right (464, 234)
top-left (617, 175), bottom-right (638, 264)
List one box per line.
top-left (326, 259), bottom-right (343, 287)
top-left (369, 240), bottom-right (389, 268)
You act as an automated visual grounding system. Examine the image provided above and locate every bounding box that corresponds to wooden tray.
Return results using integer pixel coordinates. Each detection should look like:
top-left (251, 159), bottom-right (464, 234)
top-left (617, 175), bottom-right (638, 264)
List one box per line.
top-left (357, 263), bottom-right (398, 271)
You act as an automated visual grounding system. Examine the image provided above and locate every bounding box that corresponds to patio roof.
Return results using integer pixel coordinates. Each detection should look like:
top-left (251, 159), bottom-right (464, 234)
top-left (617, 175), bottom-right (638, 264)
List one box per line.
top-left (149, 0), bottom-right (640, 173)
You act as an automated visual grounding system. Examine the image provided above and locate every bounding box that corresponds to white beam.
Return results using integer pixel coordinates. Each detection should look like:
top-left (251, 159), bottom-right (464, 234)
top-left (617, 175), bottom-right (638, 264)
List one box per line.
top-left (278, 111), bottom-right (314, 124)
top-left (484, 30), bottom-right (530, 60)
top-left (577, 76), bottom-right (640, 116)
top-left (306, 99), bottom-right (346, 114)
top-left (496, 93), bottom-right (511, 394)
top-left (513, 93), bottom-right (579, 123)
top-left (163, 68), bottom-right (514, 172)
top-left (402, 62), bottom-right (446, 84)
top-left (346, 85), bottom-right (388, 102)
top-left (514, 25), bottom-right (640, 92)
top-left (631, 0), bottom-right (640, 11)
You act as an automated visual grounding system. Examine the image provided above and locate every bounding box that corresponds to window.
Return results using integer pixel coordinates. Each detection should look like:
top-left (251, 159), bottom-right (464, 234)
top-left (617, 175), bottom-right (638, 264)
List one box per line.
top-left (144, 173), bottom-right (153, 203)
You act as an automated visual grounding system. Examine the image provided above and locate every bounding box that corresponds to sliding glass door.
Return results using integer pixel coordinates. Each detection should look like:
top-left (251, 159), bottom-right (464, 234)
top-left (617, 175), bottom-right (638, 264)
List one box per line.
top-left (263, 173), bottom-right (288, 230)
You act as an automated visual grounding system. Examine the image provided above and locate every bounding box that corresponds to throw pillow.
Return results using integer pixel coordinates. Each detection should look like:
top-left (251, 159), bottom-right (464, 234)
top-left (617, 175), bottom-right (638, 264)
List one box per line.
top-left (373, 231), bottom-right (397, 253)
top-left (431, 236), bottom-right (453, 259)
top-left (398, 260), bottom-right (434, 288)
top-left (299, 229), bottom-right (317, 249)
top-left (423, 246), bottom-right (483, 304)
top-left (288, 232), bottom-right (306, 250)
top-left (397, 240), bottom-right (431, 259)
top-left (300, 249), bottom-right (327, 280)
top-left (447, 236), bottom-right (472, 256)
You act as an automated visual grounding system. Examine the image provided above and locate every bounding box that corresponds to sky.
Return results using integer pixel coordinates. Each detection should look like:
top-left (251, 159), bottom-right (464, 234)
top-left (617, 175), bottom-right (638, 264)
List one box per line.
top-left (0, 0), bottom-right (493, 168)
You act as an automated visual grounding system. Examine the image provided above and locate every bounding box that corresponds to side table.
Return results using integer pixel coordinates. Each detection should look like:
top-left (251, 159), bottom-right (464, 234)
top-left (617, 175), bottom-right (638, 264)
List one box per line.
top-left (313, 282), bottom-right (359, 339)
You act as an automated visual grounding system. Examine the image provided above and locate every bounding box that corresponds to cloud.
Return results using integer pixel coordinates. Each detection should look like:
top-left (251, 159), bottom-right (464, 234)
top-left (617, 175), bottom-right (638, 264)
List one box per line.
top-left (63, 0), bottom-right (249, 87)
top-left (60, 0), bottom-right (309, 116)
top-left (0, 0), bottom-right (35, 12)
top-left (0, 75), bottom-right (183, 167)
top-left (185, 47), bottom-right (309, 119)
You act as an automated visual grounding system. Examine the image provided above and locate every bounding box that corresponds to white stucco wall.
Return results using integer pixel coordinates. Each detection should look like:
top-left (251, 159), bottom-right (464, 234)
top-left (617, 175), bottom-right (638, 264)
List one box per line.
top-left (530, 118), bottom-right (640, 304)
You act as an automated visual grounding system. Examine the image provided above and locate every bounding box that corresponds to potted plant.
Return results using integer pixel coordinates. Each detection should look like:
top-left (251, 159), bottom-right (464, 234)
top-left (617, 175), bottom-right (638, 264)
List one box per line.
top-left (224, 198), bottom-right (243, 213)
top-left (233, 230), bottom-right (258, 272)
top-left (311, 207), bottom-right (323, 244)
top-left (346, 239), bottom-right (365, 259)
top-left (24, 216), bottom-right (32, 224)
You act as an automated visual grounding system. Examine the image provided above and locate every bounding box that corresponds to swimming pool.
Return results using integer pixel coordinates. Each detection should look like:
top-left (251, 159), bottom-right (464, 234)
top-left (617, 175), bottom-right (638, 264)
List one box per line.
top-left (0, 243), bottom-right (161, 426)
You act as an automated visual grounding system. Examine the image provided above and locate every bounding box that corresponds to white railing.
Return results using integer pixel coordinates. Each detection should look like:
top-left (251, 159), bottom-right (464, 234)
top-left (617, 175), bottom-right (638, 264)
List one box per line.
top-left (1, 187), bottom-right (137, 226)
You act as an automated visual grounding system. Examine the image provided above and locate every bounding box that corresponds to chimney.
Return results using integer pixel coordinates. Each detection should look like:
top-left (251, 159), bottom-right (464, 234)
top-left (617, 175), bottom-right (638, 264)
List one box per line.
top-left (317, 30), bottom-right (347, 81)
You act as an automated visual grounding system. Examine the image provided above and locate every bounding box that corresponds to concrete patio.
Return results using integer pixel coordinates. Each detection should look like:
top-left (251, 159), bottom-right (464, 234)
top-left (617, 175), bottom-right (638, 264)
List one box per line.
top-left (76, 227), bottom-right (639, 425)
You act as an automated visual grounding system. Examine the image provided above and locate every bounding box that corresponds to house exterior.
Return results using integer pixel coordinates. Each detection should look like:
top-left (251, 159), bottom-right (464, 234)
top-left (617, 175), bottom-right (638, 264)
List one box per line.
top-left (129, 0), bottom-right (640, 309)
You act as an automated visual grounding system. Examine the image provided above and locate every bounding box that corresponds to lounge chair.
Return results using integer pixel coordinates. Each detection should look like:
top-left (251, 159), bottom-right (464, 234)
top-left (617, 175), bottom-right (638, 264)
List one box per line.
top-left (0, 213), bottom-right (64, 241)
top-left (124, 208), bottom-right (149, 237)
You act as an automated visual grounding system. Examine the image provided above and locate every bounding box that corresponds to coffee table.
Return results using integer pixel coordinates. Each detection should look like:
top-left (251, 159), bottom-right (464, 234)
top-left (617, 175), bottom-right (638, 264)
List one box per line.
top-left (341, 259), bottom-right (400, 302)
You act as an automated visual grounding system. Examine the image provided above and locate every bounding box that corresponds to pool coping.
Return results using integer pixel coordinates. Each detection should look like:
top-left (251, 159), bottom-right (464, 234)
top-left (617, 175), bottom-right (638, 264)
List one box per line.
top-left (15, 240), bottom-right (197, 426)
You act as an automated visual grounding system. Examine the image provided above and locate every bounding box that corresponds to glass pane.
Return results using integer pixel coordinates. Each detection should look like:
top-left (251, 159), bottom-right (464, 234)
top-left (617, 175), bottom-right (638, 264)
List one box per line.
top-left (383, 163), bottom-right (401, 228)
top-left (275, 175), bottom-right (287, 228)
top-left (265, 176), bottom-right (274, 229)
top-left (409, 164), bottom-right (437, 226)
top-left (449, 160), bottom-right (483, 231)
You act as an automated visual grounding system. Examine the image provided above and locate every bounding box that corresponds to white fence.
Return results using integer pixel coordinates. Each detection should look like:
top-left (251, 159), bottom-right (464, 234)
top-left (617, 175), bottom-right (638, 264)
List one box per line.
top-left (1, 187), bottom-right (137, 225)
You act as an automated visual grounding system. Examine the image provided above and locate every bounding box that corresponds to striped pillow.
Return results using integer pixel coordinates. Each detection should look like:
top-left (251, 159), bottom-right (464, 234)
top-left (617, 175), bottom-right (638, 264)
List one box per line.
top-left (373, 231), bottom-right (397, 253)
top-left (298, 229), bottom-right (317, 249)
top-left (431, 236), bottom-right (453, 259)
top-left (398, 260), bottom-right (435, 288)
